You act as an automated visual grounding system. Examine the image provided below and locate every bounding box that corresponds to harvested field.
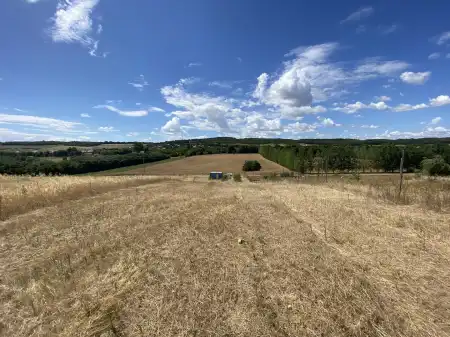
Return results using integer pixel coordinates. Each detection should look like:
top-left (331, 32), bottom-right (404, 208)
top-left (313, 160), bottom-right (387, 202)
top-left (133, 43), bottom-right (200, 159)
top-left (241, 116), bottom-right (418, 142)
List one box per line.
top-left (1, 177), bottom-right (450, 336)
top-left (113, 153), bottom-right (285, 175)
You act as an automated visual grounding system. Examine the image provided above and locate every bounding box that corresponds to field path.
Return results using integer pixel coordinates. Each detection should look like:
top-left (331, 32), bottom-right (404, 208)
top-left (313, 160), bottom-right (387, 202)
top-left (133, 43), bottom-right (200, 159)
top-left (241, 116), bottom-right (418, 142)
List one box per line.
top-left (1, 179), bottom-right (449, 336)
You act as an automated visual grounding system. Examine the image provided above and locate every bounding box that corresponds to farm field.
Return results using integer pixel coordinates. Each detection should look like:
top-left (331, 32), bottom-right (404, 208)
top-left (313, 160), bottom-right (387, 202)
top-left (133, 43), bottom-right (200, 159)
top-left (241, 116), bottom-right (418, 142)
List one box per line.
top-left (1, 176), bottom-right (450, 336)
top-left (108, 153), bottom-right (286, 175)
top-left (90, 157), bottom-right (184, 176)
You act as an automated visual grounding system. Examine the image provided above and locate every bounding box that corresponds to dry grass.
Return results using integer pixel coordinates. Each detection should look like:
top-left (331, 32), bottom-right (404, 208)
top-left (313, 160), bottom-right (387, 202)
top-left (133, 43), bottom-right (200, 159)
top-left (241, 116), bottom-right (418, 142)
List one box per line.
top-left (0, 175), bottom-right (171, 221)
top-left (1, 176), bottom-right (450, 336)
top-left (115, 154), bottom-right (285, 175)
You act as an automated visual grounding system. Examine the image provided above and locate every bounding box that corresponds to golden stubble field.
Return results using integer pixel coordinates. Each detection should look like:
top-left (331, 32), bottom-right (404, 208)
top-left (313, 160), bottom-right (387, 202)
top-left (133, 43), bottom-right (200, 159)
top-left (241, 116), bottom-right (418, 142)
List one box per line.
top-left (115, 154), bottom-right (286, 175)
top-left (1, 176), bottom-right (450, 336)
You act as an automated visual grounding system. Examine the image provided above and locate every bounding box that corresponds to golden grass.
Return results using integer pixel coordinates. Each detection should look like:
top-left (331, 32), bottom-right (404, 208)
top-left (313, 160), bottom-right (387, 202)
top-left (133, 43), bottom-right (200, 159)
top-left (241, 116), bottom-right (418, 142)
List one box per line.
top-left (116, 153), bottom-right (286, 175)
top-left (0, 175), bottom-right (171, 220)
top-left (1, 177), bottom-right (449, 336)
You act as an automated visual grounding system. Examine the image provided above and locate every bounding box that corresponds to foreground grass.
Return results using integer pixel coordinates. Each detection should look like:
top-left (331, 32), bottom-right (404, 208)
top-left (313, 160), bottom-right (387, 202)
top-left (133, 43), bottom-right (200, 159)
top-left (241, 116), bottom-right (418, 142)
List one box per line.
top-left (88, 157), bottom-right (184, 176)
top-left (1, 178), bottom-right (449, 336)
top-left (0, 175), bottom-right (169, 220)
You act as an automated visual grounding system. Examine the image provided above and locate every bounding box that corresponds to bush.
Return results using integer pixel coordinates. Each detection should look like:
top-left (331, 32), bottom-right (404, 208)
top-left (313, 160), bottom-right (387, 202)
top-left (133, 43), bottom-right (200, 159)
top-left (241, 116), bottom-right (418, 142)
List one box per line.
top-left (242, 160), bottom-right (261, 172)
top-left (280, 171), bottom-right (290, 178)
top-left (233, 173), bottom-right (242, 182)
top-left (421, 156), bottom-right (450, 177)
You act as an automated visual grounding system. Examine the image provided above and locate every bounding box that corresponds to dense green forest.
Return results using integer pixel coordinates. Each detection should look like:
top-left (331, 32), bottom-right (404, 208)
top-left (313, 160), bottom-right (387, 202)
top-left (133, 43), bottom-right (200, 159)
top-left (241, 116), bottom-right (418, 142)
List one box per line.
top-left (0, 152), bottom-right (169, 175)
top-left (259, 143), bottom-right (450, 175)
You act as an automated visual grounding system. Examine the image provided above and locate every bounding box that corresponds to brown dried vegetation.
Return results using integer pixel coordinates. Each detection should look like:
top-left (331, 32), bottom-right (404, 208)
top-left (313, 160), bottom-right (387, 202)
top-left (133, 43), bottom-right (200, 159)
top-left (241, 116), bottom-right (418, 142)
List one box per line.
top-left (1, 175), bottom-right (449, 336)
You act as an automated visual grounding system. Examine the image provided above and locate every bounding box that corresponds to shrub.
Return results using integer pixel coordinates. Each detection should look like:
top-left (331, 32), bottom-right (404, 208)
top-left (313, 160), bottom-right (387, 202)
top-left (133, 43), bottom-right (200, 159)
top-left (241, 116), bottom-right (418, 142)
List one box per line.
top-left (242, 160), bottom-right (261, 172)
top-left (280, 171), bottom-right (290, 178)
top-left (421, 156), bottom-right (450, 177)
top-left (233, 173), bottom-right (242, 182)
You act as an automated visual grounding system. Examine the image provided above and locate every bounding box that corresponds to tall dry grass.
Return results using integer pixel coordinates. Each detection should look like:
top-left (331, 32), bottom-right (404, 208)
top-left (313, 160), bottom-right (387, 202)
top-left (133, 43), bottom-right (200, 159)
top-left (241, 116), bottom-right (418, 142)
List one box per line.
top-left (0, 175), bottom-right (169, 220)
top-left (1, 177), bottom-right (449, 336)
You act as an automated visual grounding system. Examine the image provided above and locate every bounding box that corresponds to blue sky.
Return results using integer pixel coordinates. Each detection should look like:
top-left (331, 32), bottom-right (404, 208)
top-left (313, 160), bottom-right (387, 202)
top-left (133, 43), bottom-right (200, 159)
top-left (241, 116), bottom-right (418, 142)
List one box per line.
top-left (1, 0), bottom-right (450, 142)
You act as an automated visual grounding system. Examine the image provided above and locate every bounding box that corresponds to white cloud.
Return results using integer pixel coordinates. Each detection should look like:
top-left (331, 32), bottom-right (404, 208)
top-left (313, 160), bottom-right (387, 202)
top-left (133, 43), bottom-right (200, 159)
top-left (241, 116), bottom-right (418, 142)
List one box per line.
top-left (98, 126), bottom-right (118, 132)
top-left (97, 24), bottom-right (103, 34)
top-left (355, 60), bottom-right (409, 76)
top-left (128, 75), bottom-right (149, 91)
top-left (379, 24), bottom-right (398, 35)
top-left (237, 57), bottom-right (243, 63)
top-left (279, 105), bottom-right (327, 119)
top-left (93, 105), bottom-right (149, 117)
top-left (126, 132), bottom-right (140, 137)
top-left (320, 117), bottom-right (341, 127)
top-left (26, 0), bottom-right (42, 3)
top-left (333, 101), bottom-right (367, 114)
top-left (13, 108), bottom-right (28, 113)
top-left (209, 81), bottom-right (233, 89)
top-left (428, 52), bottom-right (440, 60)
top-left (0, 113), bottom-right (82, 131)
top-left (392, 103), bottom-right (428, 112)
top-left (284, 122), bottom-right (317, 134)
top-left (447, 54), bottom-right (450, 59)
top-left (369, 101), bottom-right (389, 110)
top-left (50, 0), bottom-right (100, 56)
top-left (375, 95), bottom-right (391, 102)
top-left (341, 6), bottom-right (374, 24)
top-left (149, 107), bottom-right (165, 113)
top-left (80, 113), bottom-right (91, 118)
top-left (430, 95), bottom-right (450, 107)
top-left (431, 117), bottom-right (442, 125)
top-left (253, 73), bottom-right (269, 100)
top-left (436, 31), bottom-right (450, 45)
top-left (187, 62), bottom-right (202, 67)
top-left (361, 124), bottom-right (379, 129)
top-left (400, 71), bottom-right (431, 85)
top-left (161, 117), bottom-right (181, 134)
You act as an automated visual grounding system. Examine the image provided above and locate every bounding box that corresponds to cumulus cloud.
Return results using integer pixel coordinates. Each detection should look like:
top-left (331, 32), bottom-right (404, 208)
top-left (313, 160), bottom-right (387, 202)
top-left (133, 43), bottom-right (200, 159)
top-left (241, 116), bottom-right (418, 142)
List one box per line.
top-left (400, 71), bottom-right (431, 85)
top-left (430, 95), bottom-right (450, 107)
top-left (361, 124), bottom-right (379, 129)
top-left (392, 103), bottom-right (428, 112)
top-left (252, 73), bottom-right (269, 100)
top-left (50, 0), bottom-right (101, 56)
top-left (128, 75), bottom-right (149, 91)
top-left (431, 117), bottom-right (442, 125)
top-left (93, 105), bottom-right (149, 117)
top-left (126, 132), bottom-right (140, 137)
top-left (161, 117), bottom-right (181, 134)
top-left (318, 117), bottom-right (341, 127)
top-left (80, 113), bottom-right (91, 118)
top-left (341, 6), bottom-right (374, 24)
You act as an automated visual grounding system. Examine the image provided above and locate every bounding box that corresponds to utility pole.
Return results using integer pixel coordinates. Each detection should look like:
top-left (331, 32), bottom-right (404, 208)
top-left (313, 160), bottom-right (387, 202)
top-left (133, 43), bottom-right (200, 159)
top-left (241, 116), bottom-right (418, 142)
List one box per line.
top-left (398, 147), bottom-right (405, 200)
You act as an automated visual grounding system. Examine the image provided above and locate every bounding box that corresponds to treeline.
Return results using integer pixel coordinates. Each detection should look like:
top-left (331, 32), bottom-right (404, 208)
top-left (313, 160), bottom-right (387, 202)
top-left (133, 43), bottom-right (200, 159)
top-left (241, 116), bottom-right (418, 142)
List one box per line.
top-left (0, 152), bottom-right (169, 175)
top-left (184, 145), bottom-right (258, 157)
top-left (259, 143), bottom-right (450, 174)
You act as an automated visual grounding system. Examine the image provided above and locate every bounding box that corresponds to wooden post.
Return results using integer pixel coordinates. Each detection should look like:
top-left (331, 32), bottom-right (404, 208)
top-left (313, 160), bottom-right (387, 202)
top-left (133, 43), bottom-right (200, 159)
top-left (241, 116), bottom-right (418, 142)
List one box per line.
top-left (325, 156), bottom-right (328, 183)
top-left (398, 148), bottom-right (405, 200)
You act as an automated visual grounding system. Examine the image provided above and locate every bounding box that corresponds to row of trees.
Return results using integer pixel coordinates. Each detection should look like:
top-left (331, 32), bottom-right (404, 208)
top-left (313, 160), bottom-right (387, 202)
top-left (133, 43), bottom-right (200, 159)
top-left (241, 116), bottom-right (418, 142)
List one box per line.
top-left (259, 143), bottom-right (450, 175)
top-left (0, 152), bottom-right (170, 175)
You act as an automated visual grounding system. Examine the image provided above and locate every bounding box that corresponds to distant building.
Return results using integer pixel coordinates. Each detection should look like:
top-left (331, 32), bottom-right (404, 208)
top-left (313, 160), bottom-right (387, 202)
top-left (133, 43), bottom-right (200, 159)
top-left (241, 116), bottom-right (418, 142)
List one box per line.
top-left (209, 171), bottom-right (223, 180)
